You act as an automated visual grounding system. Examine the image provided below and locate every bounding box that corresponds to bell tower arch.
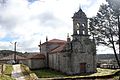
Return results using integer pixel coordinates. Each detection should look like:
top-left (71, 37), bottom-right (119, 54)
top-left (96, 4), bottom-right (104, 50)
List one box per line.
top-left (72, 8), bottom-right (89, 40)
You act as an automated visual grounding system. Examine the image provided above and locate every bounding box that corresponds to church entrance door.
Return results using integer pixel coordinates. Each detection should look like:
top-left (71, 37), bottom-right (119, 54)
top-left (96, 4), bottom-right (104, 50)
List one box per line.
top-left (80, 63), bottom-right (86, 73)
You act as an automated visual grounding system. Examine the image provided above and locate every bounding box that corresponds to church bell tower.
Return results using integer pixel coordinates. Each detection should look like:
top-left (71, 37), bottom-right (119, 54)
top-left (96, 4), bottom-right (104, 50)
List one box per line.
top-left (72, 8), bottom-right (89, 40)
top-left (69, 7), bottom-right (96, 74)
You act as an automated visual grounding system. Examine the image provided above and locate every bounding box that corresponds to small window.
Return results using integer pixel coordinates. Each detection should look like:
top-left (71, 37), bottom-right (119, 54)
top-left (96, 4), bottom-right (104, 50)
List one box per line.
top-left (82, 24), bottom-right (85, 35)
top-left (77, 30), bottom-right (79, 34)
top-left (83, 31), bottom-right (85, 34)
top-left (76, 23), bottom-right (80, 30)
top-left (76, 23), bottom-right (80, 34)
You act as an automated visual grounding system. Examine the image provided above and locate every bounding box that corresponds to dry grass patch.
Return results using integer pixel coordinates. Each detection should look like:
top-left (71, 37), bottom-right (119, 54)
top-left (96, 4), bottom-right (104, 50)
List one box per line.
top-left (2, 64), bottom-right (13, 76)
top-left (0, 74), bottom-right (15, 80)
top-left (20, 64), bottom-right (38, 80)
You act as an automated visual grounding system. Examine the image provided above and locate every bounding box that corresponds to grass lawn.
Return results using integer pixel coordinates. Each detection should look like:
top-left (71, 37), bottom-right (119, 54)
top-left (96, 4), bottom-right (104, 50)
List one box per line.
top-left (32, 69), bottom-right (66, 78)
top-left (32, 68), bottom-right (120, 79)
top-left (0, 64), bottom-right (15, 80)
top-left (3, 64), bottom-right (13, 76)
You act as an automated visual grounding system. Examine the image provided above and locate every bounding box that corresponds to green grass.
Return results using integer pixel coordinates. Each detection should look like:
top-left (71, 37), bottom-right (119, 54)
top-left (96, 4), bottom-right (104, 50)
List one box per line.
top-left (0, 74), bottom-right (15, 80)
top-left (1, 64), bottom-right (120, 79)
top-left (3, 64), bottom-right (13, 76)
top-left (113, 71), bottom-right (120, 79)
top-left (0, 64), bottom-right (14, 80)
top-left (32, 69), bottom-right (66, 78)
top-left (21, 64), bottom-right (31, 75)
top-left (32, 68), bottom-right (120, 79)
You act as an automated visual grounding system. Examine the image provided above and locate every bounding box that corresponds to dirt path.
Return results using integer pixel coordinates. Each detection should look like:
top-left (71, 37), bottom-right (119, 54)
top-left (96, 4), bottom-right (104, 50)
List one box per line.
top-left (12, 64), bottom-right (25, 80)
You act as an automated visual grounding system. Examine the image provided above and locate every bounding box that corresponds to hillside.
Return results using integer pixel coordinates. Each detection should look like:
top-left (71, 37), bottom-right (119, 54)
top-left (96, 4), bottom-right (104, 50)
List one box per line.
top-left (0, 50), bottom-right (24, 58)
top-left (97, 54), bottom-right (119, 60)
top-left (0, 50), bottom-right (119, 60)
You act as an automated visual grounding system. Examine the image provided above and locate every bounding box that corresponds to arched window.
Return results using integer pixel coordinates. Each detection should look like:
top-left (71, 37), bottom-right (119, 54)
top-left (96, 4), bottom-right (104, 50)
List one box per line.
top-left (76, 23), bottom-right (80, 34)
top-left (82, 24), bottom-right (85, 35)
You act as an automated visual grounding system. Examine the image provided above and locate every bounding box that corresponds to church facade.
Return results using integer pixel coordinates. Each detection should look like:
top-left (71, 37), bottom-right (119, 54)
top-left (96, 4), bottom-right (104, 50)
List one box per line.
top-left (39, 8), bottom-right (97, 75)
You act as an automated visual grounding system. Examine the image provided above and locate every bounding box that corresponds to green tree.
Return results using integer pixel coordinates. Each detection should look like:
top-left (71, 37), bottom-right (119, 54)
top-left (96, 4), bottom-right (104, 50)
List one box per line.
top-left (89, 4), bottom-right (120, 68)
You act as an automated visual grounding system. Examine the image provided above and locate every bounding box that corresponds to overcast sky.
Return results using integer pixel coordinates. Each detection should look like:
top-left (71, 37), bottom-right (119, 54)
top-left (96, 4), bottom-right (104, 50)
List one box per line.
top-left (0, 0), bottom-right (115, 54)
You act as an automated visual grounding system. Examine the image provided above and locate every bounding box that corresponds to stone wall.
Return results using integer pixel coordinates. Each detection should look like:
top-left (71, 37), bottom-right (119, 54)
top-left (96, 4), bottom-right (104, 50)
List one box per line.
top-left (20, 59), bottom-right (45, 69)
top-left (30, 59), bottom-right (45, 69)
top-left (71, 54), bottom-right (96, 74)
top-left (49, 52), bottom-right (72, 74)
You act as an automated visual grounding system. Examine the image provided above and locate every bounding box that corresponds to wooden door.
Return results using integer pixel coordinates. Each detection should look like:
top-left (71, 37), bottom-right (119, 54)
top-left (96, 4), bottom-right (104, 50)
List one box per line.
top-left (80, 63), bottom-right (86, 73)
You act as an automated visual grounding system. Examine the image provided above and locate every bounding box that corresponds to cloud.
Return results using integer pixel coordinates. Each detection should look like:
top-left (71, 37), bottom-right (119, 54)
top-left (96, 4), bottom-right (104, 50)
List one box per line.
top-left (0, 0), bottom-right (106, 52)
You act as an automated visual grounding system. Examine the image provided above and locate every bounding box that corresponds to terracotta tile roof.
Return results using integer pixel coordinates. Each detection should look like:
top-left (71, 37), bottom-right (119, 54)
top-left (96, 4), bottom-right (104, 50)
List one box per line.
top-left (23, 52), bottom-right (40, 57)
top-left (39, 39), bottom-right (68, 54)
top-left (0, 54), bottom-right (27, 60)
top-left (49, 39), bottom-right (66, 43)
top-left (27, 54), bottom-right (45, 59)
top-left (41, 39), bottom-right (66, 46)
top-left (51, 44), bottom-right (66, 53)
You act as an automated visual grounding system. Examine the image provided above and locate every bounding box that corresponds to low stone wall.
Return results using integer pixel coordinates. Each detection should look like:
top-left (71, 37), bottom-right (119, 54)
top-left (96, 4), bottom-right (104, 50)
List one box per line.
top-left (0, 64), bottom-right (39, 80)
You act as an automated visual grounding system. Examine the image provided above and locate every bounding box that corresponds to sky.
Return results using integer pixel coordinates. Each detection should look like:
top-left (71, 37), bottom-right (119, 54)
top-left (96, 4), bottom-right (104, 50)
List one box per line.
top-left (0, 0), bottom-right (115, 54)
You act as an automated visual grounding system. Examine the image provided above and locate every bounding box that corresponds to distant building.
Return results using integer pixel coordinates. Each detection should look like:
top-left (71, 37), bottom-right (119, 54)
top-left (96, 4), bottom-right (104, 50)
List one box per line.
top-left (39, 8), bottom-right (97, 75)
top-left (0, 53), bottom-right (45, 69)
top-left (0, 54), bottom-right (27, 64)
top-left (26, 53), bottom-right (45, 69)
top-left (98, 59), bottom-right (119, 69)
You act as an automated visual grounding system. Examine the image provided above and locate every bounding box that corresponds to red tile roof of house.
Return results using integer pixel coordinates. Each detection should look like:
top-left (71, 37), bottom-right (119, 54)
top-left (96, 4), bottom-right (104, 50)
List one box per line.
top-left (27, 54), bottom-right (45, 59)
top-left (49, 39), bottom-right (67, 53)
top-left (39, 39), bottom-right (67, 54)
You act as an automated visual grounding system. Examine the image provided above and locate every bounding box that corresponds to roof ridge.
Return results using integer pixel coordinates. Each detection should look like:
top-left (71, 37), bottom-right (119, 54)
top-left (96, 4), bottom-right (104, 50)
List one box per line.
top-left (41, 38), bottom-right (66, 46)
top-left (49, 39), bottom-right (66, 42)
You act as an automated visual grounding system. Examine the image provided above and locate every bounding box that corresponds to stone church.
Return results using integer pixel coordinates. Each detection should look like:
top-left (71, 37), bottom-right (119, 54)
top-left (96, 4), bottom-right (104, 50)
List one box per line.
top-left (39, 8), bottom-right (97, 75)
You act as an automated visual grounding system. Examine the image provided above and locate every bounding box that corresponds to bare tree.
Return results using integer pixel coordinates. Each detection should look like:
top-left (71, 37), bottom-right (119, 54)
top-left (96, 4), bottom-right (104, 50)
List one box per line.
top-left (89, 4), bottom-right (120, 68)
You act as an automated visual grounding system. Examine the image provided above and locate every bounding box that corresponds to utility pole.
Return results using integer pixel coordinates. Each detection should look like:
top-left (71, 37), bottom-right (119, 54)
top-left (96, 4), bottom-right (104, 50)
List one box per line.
top-left (39, 40), bottom-right (41, 53)
top-left (14, 42), bottom-right (17, 63)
